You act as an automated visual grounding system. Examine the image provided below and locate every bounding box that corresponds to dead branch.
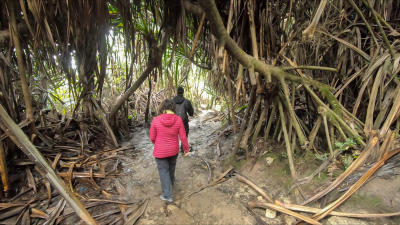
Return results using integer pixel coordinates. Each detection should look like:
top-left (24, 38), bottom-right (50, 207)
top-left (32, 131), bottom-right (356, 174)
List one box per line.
top-left (248, 200), bottom-right (321, 225)
top-left (236, 174), bottom-right (273, 203)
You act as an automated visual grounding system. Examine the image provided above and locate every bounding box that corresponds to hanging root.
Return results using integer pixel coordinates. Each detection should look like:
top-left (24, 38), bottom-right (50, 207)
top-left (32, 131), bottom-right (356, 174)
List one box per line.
top-left (302, 0), bottom-right (328, 39)
top-left (277, 97), bottom-right (297, 179)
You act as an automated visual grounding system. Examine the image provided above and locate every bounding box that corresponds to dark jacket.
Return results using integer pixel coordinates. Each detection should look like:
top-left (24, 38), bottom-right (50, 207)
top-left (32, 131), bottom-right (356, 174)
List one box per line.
top-left (172, 94), bottom-right (194, 124)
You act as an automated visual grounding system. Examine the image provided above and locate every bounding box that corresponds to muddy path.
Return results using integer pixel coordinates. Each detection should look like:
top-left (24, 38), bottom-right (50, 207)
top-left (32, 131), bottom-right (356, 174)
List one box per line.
top-left (90, 110), bottom-right (400, 225)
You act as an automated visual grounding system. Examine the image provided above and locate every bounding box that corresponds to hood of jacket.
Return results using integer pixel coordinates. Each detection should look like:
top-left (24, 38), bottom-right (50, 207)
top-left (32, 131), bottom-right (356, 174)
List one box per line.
top-left (173, 94), bottom-right (186, 104)
top-left (159, 113), bottom-right (178, 127)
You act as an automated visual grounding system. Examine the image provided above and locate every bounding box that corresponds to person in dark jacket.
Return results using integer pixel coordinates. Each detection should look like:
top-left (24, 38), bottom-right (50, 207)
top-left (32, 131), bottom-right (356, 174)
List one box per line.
top-left (172, 87), bottom-right (194, 153)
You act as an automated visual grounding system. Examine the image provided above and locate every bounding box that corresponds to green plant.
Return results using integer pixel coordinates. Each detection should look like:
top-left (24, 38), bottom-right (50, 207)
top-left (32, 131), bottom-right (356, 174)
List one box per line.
top-left (335, 138), bottom-right (357, 151)
top-left (315, 153), bottom-right (328, 161)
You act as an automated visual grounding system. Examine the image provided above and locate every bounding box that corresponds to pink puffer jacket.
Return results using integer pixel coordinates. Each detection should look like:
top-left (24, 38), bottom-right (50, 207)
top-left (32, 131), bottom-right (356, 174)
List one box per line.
top-left (150, 113), bottom-right (189, 158)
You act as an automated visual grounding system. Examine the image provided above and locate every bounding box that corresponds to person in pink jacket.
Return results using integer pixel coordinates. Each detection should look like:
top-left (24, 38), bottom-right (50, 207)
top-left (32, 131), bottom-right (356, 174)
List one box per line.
top-left (150, 99), bottom-right (190, 202)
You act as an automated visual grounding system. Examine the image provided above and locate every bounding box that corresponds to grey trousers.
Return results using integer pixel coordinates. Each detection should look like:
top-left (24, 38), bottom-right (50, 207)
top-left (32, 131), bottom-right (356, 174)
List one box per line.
top-left (155, 154), bottom-right (178, 199)
top-left (180, 124), bottom-right (189, 153)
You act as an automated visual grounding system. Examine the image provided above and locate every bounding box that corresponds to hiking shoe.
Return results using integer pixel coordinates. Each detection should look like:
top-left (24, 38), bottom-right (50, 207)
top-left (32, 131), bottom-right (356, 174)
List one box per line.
top-left (160, 195), bottom-right (173, 202)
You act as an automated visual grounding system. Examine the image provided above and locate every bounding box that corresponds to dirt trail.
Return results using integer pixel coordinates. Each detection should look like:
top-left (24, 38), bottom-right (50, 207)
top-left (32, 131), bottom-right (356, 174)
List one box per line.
top-left (108, 110), bottom-right (400, 225)
top-left (118, 110), bottom-right (256, 224)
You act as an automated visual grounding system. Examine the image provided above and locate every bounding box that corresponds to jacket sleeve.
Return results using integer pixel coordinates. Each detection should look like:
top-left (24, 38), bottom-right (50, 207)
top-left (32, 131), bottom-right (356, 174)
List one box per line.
top-left (149, 119), bottom-right (157, 144)
top-left (178, 118), bottom-right (190, 152)
top-left (186, 100), bottom-right (194, 117)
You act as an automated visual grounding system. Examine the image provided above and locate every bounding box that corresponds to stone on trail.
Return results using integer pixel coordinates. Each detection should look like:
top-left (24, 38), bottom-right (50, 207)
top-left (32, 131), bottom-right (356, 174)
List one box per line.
top-left (265, 208), bottom-right (277, 219)
top-left (266, 157), bottom-right (274, 166)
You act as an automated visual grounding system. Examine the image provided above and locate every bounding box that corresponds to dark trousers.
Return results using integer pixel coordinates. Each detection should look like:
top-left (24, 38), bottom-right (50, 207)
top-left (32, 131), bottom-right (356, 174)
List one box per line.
top-left (155, 154), bottom-right (178, 199)
top-left (180, 123), bottom-right (189, 153)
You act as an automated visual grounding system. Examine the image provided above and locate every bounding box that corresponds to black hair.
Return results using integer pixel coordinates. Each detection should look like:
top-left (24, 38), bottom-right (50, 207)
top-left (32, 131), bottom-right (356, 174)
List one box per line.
top-left (158, 99), bottom-right (176, 114)
top-left (177, 86), bottom-right (184, 94)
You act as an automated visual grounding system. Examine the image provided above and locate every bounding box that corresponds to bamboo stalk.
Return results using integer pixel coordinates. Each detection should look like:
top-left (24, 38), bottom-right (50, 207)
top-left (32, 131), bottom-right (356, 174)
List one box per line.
top-left (0, 106), bottom-right (97, 225)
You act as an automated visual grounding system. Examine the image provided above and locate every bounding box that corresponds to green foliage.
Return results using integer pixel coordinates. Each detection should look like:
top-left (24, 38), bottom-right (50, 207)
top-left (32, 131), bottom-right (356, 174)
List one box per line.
top-left (335, 138), bottom-right (357, 151)
top-left (314, 153), bottom-right (328, 161)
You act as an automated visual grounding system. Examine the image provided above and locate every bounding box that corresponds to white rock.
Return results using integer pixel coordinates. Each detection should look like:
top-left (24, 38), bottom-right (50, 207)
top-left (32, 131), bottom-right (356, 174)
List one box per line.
top-left (265, 209), bottom-right (277, 219)
top-left (257, 196), bottom-right (265, 202)
top-left (266, 157), bottom-right (274, 166)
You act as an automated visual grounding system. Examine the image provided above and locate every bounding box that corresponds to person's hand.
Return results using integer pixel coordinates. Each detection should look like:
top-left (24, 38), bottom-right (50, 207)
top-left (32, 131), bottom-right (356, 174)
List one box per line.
top-left (184, 152), bottom-right (190, 156)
